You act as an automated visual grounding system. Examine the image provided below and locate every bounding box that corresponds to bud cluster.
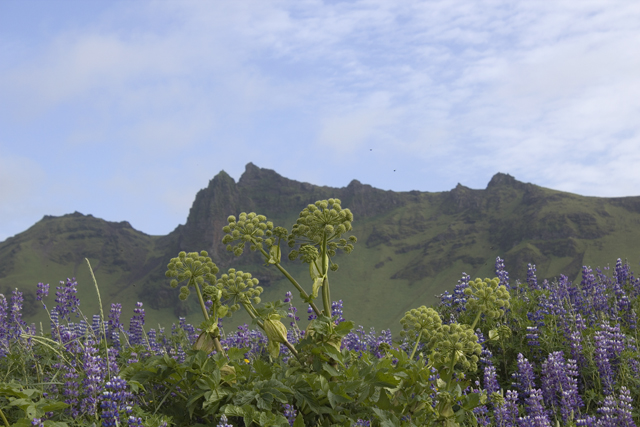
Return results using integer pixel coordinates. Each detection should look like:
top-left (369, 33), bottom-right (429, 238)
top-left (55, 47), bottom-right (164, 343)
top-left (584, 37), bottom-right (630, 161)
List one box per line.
top-left (288, 199), bottom-right (357, 266)
top-left (400, 306), bottom-right (442, 342)
top-left (429, 322), bottom-right (482, 373)
top-left (208, 268), bottom-right (263, 314)
top-left (165, 251), bottom-right (219, 301)
top-left (222, 213), bottom-right (274, 256)
top-left (464, 277), bottom-right (511, 321)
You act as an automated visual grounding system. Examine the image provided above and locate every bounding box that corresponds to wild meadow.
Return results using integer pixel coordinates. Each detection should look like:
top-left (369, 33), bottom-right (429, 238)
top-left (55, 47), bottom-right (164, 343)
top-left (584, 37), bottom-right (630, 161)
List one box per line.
top-left (1, 198), bottom-right (639, 426)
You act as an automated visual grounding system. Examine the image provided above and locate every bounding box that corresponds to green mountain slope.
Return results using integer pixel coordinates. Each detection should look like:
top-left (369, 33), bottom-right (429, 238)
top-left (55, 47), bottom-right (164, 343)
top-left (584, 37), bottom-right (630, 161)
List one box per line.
top-left (2, 163), bottom-right (639, 333)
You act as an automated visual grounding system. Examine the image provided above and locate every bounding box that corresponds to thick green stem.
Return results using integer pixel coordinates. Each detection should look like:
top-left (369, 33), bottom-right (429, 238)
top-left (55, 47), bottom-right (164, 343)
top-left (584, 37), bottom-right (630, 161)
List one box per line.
top-left (470, 311), bottom-right (483, 331)
top-left (257, 246), bottom-right (322, 317)
top-left (0, 408), bottom-right (9, 427)
top-left (321, 233), bottom-right (331, 317)
top-left (409, 330), bottom-right (424, 360)
top-left (193, 280), bottom-right (225, 355)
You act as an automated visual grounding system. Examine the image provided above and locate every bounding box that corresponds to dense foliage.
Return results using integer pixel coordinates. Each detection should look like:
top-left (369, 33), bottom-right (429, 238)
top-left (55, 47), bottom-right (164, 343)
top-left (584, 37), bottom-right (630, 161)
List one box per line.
top-left (1, 199), bottom-right (639, 427)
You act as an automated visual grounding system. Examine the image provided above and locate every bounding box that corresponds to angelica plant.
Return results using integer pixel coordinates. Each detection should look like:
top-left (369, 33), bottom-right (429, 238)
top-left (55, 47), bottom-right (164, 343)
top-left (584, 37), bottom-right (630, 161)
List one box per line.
top-left (464, 277), bottom-right (511, 331)
top-left (400, 306), bottom-right (442, 360)
top-left (222, 199), bottom-right (356, 320)
top-left (165, 251), bottom-right (224, 354)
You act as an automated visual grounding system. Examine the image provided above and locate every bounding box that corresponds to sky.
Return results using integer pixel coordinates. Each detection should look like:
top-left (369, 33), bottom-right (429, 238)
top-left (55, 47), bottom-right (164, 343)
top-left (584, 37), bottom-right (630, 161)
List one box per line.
top-left (1, 0), bottom-right (640, 243)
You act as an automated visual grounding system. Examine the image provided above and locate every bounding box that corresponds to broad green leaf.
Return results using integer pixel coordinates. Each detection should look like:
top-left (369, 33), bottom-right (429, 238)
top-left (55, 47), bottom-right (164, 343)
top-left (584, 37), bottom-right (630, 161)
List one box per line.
top-left (293, 412), bottom-right (305, 427)
top-left (41, 401), bottom-right (69, 412)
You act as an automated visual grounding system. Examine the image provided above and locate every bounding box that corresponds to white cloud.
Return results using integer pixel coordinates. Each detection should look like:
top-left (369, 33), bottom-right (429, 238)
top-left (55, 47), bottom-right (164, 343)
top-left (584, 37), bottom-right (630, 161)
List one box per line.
top-left (2, 0), bottom-right (640, 241)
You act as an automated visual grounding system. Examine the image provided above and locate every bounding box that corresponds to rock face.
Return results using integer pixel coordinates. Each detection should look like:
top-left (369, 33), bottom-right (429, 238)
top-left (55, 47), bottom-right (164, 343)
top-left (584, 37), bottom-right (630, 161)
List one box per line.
top-left (2, 163), bottom-right (640, 330)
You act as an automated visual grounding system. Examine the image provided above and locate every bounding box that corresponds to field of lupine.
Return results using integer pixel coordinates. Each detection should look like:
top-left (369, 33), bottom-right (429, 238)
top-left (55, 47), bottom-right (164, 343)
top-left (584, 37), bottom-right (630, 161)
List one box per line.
top-left (1, 199), bottom-right (640, 427)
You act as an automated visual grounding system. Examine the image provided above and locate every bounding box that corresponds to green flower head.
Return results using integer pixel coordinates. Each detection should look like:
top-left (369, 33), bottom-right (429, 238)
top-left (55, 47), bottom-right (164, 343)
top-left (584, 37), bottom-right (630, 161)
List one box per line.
top-left (400, 306), bottom-right (442, 341)
top-left (215, 268), bottom-right (263, 313)
top-left (429, 322), bottom-right (482, 373)
top-left (464, 277), bottom-right (511, 321)
top-left (165, 251), bottom-right (219, 301)
top-left (222, 212), bottom-right (274, 256)
top-left (288, 198), bottom-right (357, 262)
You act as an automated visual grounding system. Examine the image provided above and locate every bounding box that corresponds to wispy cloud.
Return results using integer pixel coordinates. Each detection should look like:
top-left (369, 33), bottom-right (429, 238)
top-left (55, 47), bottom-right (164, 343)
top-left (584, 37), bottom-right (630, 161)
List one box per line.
top-left (1, 0), bottom-right (639, 241)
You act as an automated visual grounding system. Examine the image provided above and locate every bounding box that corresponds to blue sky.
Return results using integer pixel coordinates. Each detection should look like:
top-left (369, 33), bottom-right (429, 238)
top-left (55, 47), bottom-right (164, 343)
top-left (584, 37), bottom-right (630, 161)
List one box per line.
top-left (1, 0), bottom-right (639, 243)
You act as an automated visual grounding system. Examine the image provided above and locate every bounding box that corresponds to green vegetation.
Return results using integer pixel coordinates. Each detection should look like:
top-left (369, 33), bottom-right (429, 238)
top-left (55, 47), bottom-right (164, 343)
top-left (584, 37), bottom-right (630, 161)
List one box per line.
top-left (1, 196), bottom-right (640, 426)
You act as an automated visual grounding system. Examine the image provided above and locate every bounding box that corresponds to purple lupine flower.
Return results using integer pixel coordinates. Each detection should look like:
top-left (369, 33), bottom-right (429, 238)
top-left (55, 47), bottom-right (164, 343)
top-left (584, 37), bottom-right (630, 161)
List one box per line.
top-left (540, 352), bottom-right (583, 423)
top-left (9, 289), bottom-right (27, 339)
top-left (352, 420), bottom-right (370, 427)
top-left (176, 316), bottom-right (198, 345)
top-left (91, 314), bottom-right (101, 338)
top-left (616, 386), bottom-right (637, 427)
top-left (147, 328), bottom-right (163, 355)
top-left (527, 309), bottom-right (546, 328)
top-left (452, 273), bottom-right (471, 313)
top-left (62, 362), bottom-right (80, 417)
top-left (513, 353), bottom-right (537, 402)
top-left (614, 258), bottom-right (628, 286)
top-left (54, 278), bottom-right (80, 322)
top-left (81, 339), bottom-right (106, 416)
top-left (36, 282), bottom-right (50, 302)
top-left (100, 376), bottom-right (134, 427)
top-left (473, 404), bottom-right (491, 426)
top-left (221, 324), bottom-right (268, 360)
top-left (342, 326), bottom-right (393, 358)
top-left (0, 294), bottom-right (9, 357)
top-left (597, 394), bottom-right (619, 427)
top-left (494, 389), bottom-right (519, 427)
top-left (331, 300), bottom-right (345, 324)
top-left (283, 403), bottom-right (297, 426)
top-left (217, 414), bottom-right (233, 427)
top-left (307, 305), bottom-right (317, 321)
top-left (576, 415), bottom-right (596, 426)
top-left (438, 290), bottom-right (453, 308)
top-left (527, 264), bottom-right (539, 291)
top-left (526, 326), bottom-right (540, 348)
top-left (108, 304), bottom-right (122, 349)
top-left (484, 365), bottom-right (500, 395)
top-left (127, 416), bottom-right (144, 427)
top-left (521, 388), bottom-right (552, 427)
top-left (496, 257), bottom-right (510, 290)
top-left (593, 330), bottom-right (615, 395)
top-left (129, 302), bottom-right (145, 346)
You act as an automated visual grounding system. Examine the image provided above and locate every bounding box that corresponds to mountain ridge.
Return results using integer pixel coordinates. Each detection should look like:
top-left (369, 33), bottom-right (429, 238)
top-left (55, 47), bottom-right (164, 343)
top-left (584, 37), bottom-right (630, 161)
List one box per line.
top-left (2, 163), bottom-right (639, 332)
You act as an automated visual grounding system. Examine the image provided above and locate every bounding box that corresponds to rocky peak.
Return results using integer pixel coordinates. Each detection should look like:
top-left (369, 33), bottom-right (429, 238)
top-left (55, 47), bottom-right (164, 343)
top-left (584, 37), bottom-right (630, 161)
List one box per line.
top-left (487, 173), bottom-right (519, 188)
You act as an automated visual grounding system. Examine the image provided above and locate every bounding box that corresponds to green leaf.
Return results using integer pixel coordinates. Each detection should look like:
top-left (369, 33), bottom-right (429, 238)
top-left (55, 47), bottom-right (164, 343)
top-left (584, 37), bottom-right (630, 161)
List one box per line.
top-left (268, 245), bottom-right (281, 265)
top-left (242, 404), bottom-right (256, 427)
top-left (293, 412), bottom-right (305, 427)
top-left (222, 404), bottom-right (246, 417)
top-left (376, 388), bottom-right (393, 411)
top-left (334, 320), bottom-right (354, 336)
top-left (311, 277), bottom-right (323, 299)
top-left (253, 360), bottom-right (274, 379)
top-left (322, 363), bottom-right (341, 377)
top-left (310, 260), bottom-right (321, 279)
top-left (268, 340), bottom-right (280, 359)
top-left (227, 347), bottom-right (249, 362)
top-left (41, 401), bottom-right (69, 412)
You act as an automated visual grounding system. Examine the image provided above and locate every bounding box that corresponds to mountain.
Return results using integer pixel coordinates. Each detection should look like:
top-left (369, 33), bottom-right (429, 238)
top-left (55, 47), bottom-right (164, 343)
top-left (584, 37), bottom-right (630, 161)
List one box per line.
top-left (2, 163), bottom-right (640, 333)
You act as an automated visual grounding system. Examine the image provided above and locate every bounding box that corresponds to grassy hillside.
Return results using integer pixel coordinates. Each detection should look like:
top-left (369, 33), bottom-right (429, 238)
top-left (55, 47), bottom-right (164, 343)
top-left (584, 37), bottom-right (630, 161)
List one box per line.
top-left (2, 164), bottom-right (639, 334)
